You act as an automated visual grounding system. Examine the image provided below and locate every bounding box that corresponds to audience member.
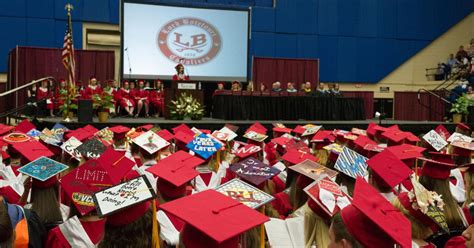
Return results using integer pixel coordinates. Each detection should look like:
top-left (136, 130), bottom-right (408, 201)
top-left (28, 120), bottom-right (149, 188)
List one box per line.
top-left (456, 45), bottom-right (468, 61)
top-left (466, 86), bottom-right (474, 100)
top-left (468, 39), bottom-right (474, 58)
top-left (271, 81), bottom-right (282, 92)
top-left (286, 82), bottom-right (297, 93)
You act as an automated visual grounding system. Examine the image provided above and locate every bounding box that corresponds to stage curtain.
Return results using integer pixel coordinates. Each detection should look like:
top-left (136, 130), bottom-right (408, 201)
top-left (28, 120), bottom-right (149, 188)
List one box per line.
top-left (394, 91), bottom-right (447, 121)
top-left (252, 57), bottom-right (319, 90)
top-left (341, 91), bottom-right (374, 120)
top-left (7, 46), bottom-right (115, 110)
top-left (212, 95), bottom-right (365, 120)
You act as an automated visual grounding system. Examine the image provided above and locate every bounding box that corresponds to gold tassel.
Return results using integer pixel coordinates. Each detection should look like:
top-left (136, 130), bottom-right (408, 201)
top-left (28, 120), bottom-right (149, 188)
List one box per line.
top-left (216, 150), bottom-right (221, 171)
top-left (152, 199), bottom-right (160, 248)
top-left (260, 206), bottom-right (265, 248)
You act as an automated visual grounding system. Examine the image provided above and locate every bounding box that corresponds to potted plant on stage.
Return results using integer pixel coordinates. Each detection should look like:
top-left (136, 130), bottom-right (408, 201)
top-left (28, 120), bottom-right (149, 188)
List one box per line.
top-left (92, 91), bottom-right (114, 123)
top-left (450, 94), bottom-right (474, 123)
top-left (58, 83), bottom-right (78, 122)
top-left (169, 92), bottom-right (205, 120)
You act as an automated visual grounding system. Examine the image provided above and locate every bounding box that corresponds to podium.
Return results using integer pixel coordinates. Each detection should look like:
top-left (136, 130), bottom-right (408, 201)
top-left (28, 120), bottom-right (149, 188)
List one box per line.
top-left (164, 81), bottom-right (204, 119)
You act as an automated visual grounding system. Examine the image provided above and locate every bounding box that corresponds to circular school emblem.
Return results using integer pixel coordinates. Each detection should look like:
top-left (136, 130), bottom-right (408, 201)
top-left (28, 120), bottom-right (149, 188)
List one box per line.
top-left (157, 17), bottom-right (222, 65)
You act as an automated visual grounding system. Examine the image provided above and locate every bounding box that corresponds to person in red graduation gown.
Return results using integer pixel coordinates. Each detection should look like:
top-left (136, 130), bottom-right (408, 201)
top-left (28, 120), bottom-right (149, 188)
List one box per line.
top-left (172, 63), bottom-right (189, 81)
top-left (82, 76), bottom-right (103, 100)
top-left (45, 215), bottom-right (105, 248)
top-left (149, 80), bottom-right (164, 117)
top-left (118, 81), bottom-right (135, 117)
top-left (37, 79), bottom-right (54, 117)
top-left (132, 80), bottom-right (150, 118)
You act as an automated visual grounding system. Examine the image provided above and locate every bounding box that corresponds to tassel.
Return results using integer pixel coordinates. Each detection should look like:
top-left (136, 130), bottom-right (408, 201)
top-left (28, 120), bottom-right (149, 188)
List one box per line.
top-left (216, 150), bottom-right (221, 171)
top-left (152, 199), bottom-right (160, 248)
top-left (260, 206), bottom-right (265, 248)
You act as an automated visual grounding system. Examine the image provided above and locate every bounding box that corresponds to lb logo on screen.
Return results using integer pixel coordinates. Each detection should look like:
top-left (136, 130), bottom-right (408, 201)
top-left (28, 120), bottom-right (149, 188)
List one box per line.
top-left (157, 17), bottom-right (221, 65)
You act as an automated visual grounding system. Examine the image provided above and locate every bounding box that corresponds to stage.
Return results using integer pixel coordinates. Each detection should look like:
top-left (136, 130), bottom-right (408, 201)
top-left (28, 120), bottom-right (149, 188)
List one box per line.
top-left (33, 116), bottom-right (455, 138)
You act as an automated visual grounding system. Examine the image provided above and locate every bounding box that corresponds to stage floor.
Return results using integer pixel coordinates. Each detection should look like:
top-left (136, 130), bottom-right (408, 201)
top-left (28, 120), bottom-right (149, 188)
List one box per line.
top-left (33, 116), bottom-right (454, 137)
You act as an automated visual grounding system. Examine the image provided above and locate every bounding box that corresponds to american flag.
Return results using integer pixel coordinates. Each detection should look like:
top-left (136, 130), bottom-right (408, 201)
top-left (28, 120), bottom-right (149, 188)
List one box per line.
top-left (62, 20), bottom-right (75, 86)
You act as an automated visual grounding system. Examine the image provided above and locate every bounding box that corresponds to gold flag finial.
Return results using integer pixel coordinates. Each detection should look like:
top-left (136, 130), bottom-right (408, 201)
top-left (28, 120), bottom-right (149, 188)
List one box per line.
top-left (65, 3), bottom-right (74, 12)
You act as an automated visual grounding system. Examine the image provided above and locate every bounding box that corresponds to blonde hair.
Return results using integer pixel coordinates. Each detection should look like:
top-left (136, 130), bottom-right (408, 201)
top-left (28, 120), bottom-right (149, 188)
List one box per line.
top-left (303, 203), bottom-right (330, 248)
top-left (464, 171), bottom-right (474, 207)
top-left (314, 149), bottom-right (329, 166)
top-left (391, 197), bottom-right (433, 239)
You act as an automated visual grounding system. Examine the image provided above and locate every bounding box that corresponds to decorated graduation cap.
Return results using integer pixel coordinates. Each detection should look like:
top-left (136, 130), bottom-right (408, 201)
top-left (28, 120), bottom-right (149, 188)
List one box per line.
top-left (420, 157), bottom-right (457, 180)
top-left (60, 136), bottom-right (83, 161)
top-left (15, 119), bottom-right (36, 134)
top-left (456, 123), bottom-right (471, 133)
top-left (234, 143), bottom-right (262, 159)
top-left (186, 133), bottom-right (223, 160)
top-left (3, 132), bottom-right (31, 145)
top-left (147, 151), bottom-right (204, 199)
top-left (304, 176), bottom-right (351, 218)
top-left (397, 175), bottom-right (448, 233)
top-left (450, 140), bottom-right (474, 158)
top-left (133, 130), bottom-right (170, 155)
top-left (435, 124), bottom-right (451, 141)
top-left (0, 124), bottom-right (15, 136)
top-left (351, 128), bottom-right (367, 136)
top-left (243, 130), bottom-right (268, 143)
top-left (340, 177), bottom-right (411, 248)
top-left (212, 126), bottom-right (238, 142)
top-left (97, 148), bottom-right (136, 184)
top-left (109, 125), bottom-right (131, 140)
top-left (160, 189), bottom-right (269, 248)
top-left (353, 135), bottom-right (377, 153)
top-left (12, 140), bottom-right (54, 162)
top-left (229, 157), bottom-right (280, 187)
top-left (366, 150), bottom-right (412, 188)
top-left (215, 178), bottom-right (274, 209)
top-left (61, 159), bottom-right (114, 215)
top-left (422, 130), bottom-right (448, 152)
top-left (94, 127), bottom-right (114, 146)
top-left (289, 159), bottom-right (338, 181)
top-left (447, 132), bottom-right (473, 143)
top-left (246, 122), bottom-right (267, 135)
top-left (334, 147), bottom-right (368, 179)
top-left (19, 156), bottom-right (68, 188)
top-left (76, 138), bottom-right (106, 160)
top-left (281, 149), bottom-right (318, 165)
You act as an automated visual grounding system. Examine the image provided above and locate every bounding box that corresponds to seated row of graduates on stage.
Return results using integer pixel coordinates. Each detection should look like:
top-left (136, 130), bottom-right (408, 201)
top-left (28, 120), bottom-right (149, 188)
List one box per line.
top-left (3, 119), bottom-right (474, 247)
top-left (214, 81), bottom-right (342, 97)
top-left (27, 77), bottom-right (165, 118)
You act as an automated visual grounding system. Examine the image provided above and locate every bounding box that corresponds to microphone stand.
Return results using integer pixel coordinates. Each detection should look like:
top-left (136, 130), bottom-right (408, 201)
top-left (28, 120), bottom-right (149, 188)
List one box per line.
top-left (125, 48), bottom-right (132, 80)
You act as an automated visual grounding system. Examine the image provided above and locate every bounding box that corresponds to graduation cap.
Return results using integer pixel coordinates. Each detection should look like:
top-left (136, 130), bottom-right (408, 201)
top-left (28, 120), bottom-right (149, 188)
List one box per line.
top-left (224, 123), bottom-right (239, 133)
top-left (186, 133), bottom-right (223, 160)
top-left (420, 157), bottom-right (456, 179)
top-left (351, 128), bottom-right (367, 136)
top-left (243, 130), bottom-right (268, 143)
top-left (381, 130), bottom-right (411, 145)
top-left (292, 125), bottom-right (306, 136)
top-left (0, 124), bottom-right (15, 136)
top-left (76, 138), bottom-right (106, 160)
top-left (289, 159), bottom-right (338, 181)
top-left (65, 126), bottom-right (98, 141)
top-left (97, 148), bottom-right (136, 184)
top-left (301, 124), bottom-right (322, 137)
top-left (12, 140), bottom-right (54, 162)
top-left (456, 123), bottom-right (471, 133)
top-left (366, 150), bottom-right (413, 188)
top-left (429, 151), bottom-right (456, 164)
top-left (26, 129), bottom-right (42, 139)
top-left (156, 129), bottom-right (174, 142)
top-left (450, 141), bottom-right (474, 158)
top-left (323, 143), bottom-right (343, 154)
top-left (340, 177), bottom-right (411, 248)
top-left (60, 136), bottom-right (83, 161)
top-left (311, 130), bottom-right (335, 143)
top-left (147, 151), bottom-right (204, 199)
top-left (304, 177), bottom-right (351, 218)
top-left (213, 126), bottom-right (237, 142)
top-left (385, 144), bottom-right (426, 161)
top-left (229, 157), bottom-right (280, 187)
top-left (215, 178), bottom-right (275, 209)
top-left (334, 147), bottom-right (368, 179)
top-left (422, 130), bottom-right (448, 152)
top-left (92, 175), bottom-right (156, 218)
top-left (281, 149), bottom-right (318, 165)
top-left (245, 122), bottom-right (267, 135)
top-left (109, 125), bottom-right (131, 140)
top-left (172, 123), bottom-right (194, 136)
top-left (2, 133), bottom-right (31, 144)
top-left (234, 144), bottom-right (262, 159)
top-left (133, 130), bottom-right (170, 155)
top-left (272, 126), bottom-right (292, 137)
top-left (61, 159), bottom-right (114, 215)
top-left (160, 189), bottom-right (269, 248)
top-left (435, 125), bottom-right (450, 141)
top-left (15, 119), bottom-right (36, 133)
top-left (18, 156), bottom-right (68, 182)
top-left (447, 132), bottom-right (473, 143)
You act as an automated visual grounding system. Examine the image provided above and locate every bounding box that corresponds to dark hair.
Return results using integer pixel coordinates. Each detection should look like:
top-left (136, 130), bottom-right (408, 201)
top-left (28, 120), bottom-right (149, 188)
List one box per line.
top-left (331, 213), bottom-right (363, 248)
top-left (31, 184), bottom-right (63, 225)
top-left (99, 208), bottom-right (153, 248)
top-left (0, 200), bottom-right (13, 244)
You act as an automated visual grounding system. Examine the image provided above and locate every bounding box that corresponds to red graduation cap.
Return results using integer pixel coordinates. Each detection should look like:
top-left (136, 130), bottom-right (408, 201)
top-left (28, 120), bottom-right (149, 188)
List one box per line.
top-left (107, 200), bottom-right (151, 227)
top-left (281, 149), bottom-right (318, 165)
top-left (83, 124), bottom-right (99, 133)
top-left (271, 136), bottom-right (292, 147)
top-left (137, 124), bottom-right (153, 131)
top-left (428, 151), bottom-right (456, 164)
top-left (367, 150), bottom-right (413, 188)
top-left (0, 124), bottom-right (14, 136)
top-left (15, 119), bottom-right (35, 133)
top-left (246, 122), bottom-right (267, 135)
top-left (157, 129), bottom-right (174, 142)
top-left (234, 144), bottom-right (262, 159)
top-left (420, 157), bottom-right (456, 180)
top-left (340, 177), bottom-right (411, 248)
top-left (292, 125), bottom-right (306, 136)
top-left (109, 125), bottom-right (130, 140)
top-left (272, 126), bottom-right (292, 135)
top-left (12, 140), bottom-right (54, 162)
top-left (451, 141), bottom-right (474, 158)
top-left (96, 148), bottom-right (135, 184)
top-left (435, 125), bottom-right (450, 141)
top-left (381, 130), bottom-right (411, 145)
top-left (147, 151), bottom-right (204, 199)
top-left (172, 124), bottom-right (194, 136)
top-left (366, 122), bottom-right (378, 137)
top-left (404, 133), bottom-right (420, 144)
top-left (160, 189), bottom-right (269, 248)
top-left (457, 123), bottom-right (471, 132)
top-left (385, 144), bottom-right (425, 161)
top-left (353, 135), bottom-right (377, 150)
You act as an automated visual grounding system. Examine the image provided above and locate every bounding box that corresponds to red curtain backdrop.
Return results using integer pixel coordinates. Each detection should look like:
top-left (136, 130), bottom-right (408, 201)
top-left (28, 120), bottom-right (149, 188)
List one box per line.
top-left (7, 46), bottom-right (115, 110)
top-left (252, 57), bottom-right (319, 90)
top-left (394, 91), bottom-right (446, 121)
top-left (342, 91), bottom-right (374, 120)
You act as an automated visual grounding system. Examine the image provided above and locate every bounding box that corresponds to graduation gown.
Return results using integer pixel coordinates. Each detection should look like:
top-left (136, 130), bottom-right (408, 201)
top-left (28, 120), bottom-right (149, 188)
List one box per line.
top-left (82, 85), bottom-right (103, 100)
top-left (131, 88), bottom-right (149, 105)
top-left (118, 89), bottom-right (135, 108)
top-left (172, 74), bottom-right (189, 81)
top-left (37, 87), bottom-right (53, 109)
top-left (45, 216), bottom-right (105, 248)
top-left (149, 90), bottom-right (164, 113)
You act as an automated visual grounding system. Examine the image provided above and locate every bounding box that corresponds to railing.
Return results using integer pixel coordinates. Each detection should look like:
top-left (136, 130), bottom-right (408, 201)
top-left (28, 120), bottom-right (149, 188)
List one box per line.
top-left (0, 76), bottom-right (54, 97)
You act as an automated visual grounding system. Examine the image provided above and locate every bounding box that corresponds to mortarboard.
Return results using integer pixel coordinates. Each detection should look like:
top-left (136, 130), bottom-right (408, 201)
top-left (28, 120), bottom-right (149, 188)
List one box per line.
top-left (109, 125), bottom-right (131, 140)
top-left (15, 119), bottom-right (36, 134)
top-left (381, 130), bottom-right (411, 145)
top-left (97, 148), bottom-right (136, 184)
top-left (366, 150), bottom-right (412, 188)
top-left (76, 138), bottom-right (106, 160)
top-left (292, 125), bottom-right (306, 136)
top-left (172, 124), bottom-right (194, 136)
top-left (340, 177), bottom-right (411, 248)
top-left (2, 133), bottom-right (31, 144)
top-left (304, 177), bottom-right (351, 218)
top-left (137, 124), bottom-right (153, 132)
top-left (289, 159), bottom-right (338, 181)
top-left (213, 126), bottom-right (238, 142)
top-left (422, 130), bottom-right (448, 152)
top-left (215, 178), bottom-right (275, 209)
top-left (404, 133), bottom-right (421, 144)
top-left (229, 157), bottom-right (280, 187)
top-left (243, 130), bottom-right (268, 143)
top-left (301, 124), bottom-right (322, 137)
top-left (450, 141), bottom-right (474, 158)
top-left (133, 130), bottom-right (170, 155)
top-left (224, 123), bottom-right (239, 133)
top-left (271, 136), bottom-right (292, 148)
top-left (420, 157), bottom-right (456, 179)
top-left (385, 144), bottom-right (426, 161)
top-left (435, 125), bottom-right (451, 141)
top-left (94, 127), bottom-right (114, 146)
top-left (0, 124), bottom-right (14, 136)
top-left (147, 151), bottom-right (204, 198)
top-left (12, 140), bottom-right (53, 162)
top-left (60, 136), bottom-right (83, 161)
top-left (245, 122), bottom-right (267, 135)
top-left (175, 131), bottom-right (195, 144)
top-left (365, 122), bottom-right (378, 137)
top-left (160, 189), bottom-right (269, 248)
top-left (186, 133), bottom-right (222, 160)
top-left (351, 128), bottom-right (367, 136)
top-left (61, 159), bottom-right (114, 215)
top-left (429, 151), bottom-right (456, 164)
top-left (447, 132), bottom-right (473, 143)
top-left (281, 149), bottom-right (318, 165)
top-left (18, 156), bottom-right (68, 182)
top-left (157, 129), bottom-right (174, 142)
top-left (234, 144), bottom-right (261, 159)
top-left (26, 129), bottom-right (42, 139)
top-left (334, 147), bottom-right (368, 179)
top-left (272, 126), bottom-right (292, 135)
top-left (353, 135), bottom-right (377, 150)
top-left (456, 123), bottom-right (471, 132)
top-left (311, 130), bottom-right (335, 143)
